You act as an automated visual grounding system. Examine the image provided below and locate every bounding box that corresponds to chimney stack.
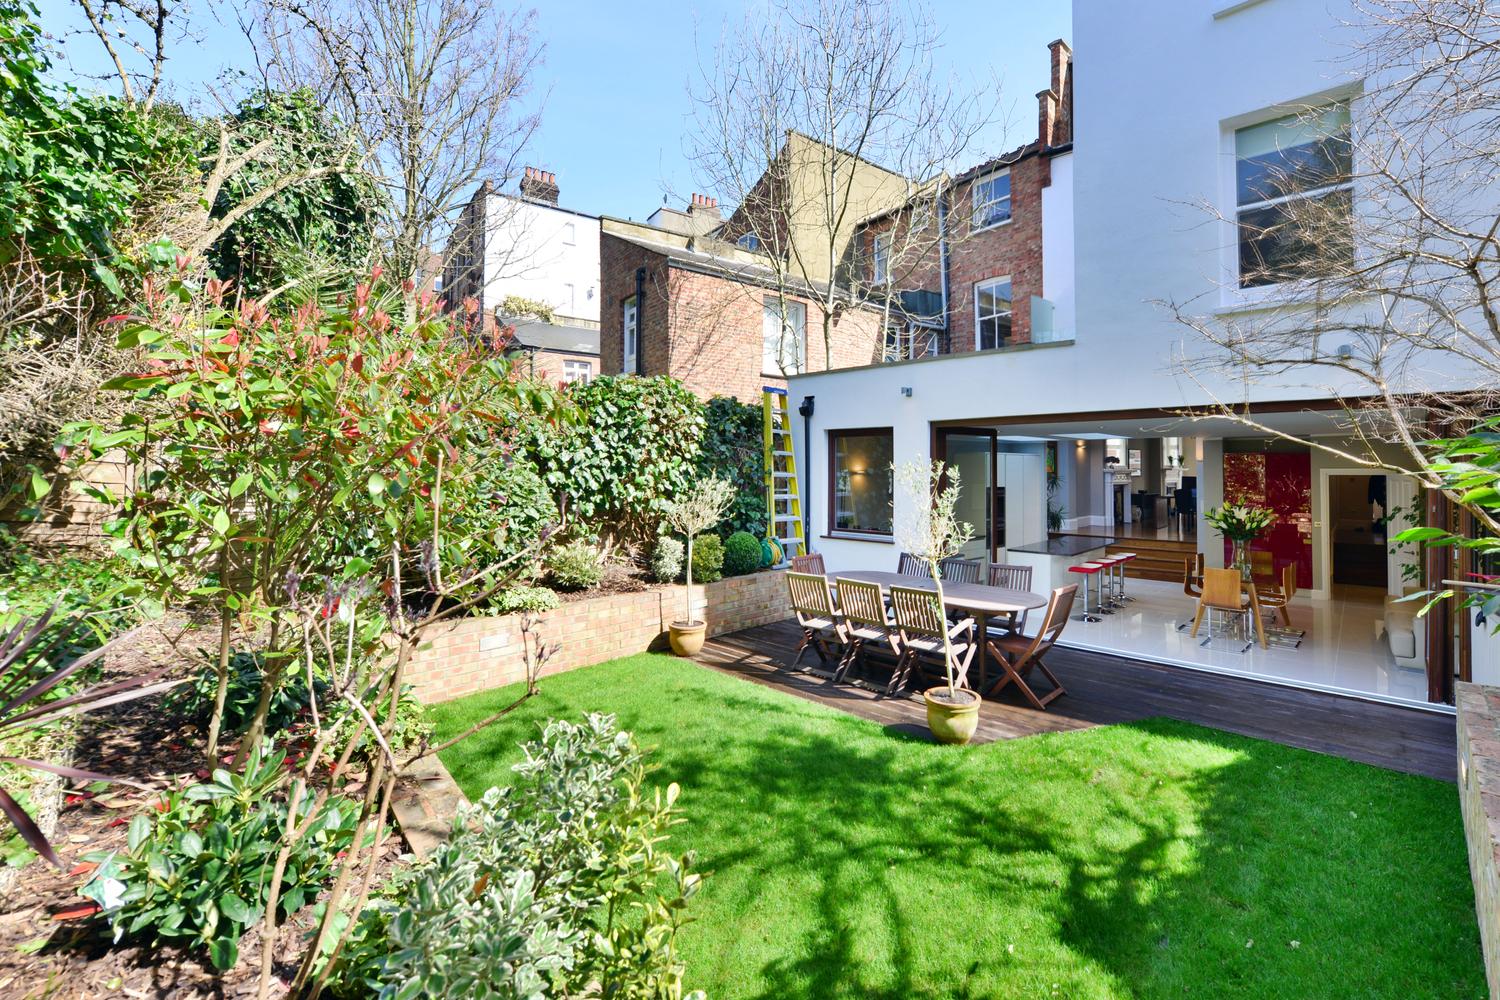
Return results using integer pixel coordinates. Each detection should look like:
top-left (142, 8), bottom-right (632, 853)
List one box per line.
top-left (688, 193), bottom-right (721, 219)
top-left (1040, 39), bottom-right (1073, 147)
top-left (520, 165), bottom-right (560, 205)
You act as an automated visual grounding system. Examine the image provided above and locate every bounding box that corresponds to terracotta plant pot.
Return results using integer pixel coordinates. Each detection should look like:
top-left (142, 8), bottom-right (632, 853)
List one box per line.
top-left (923, 687), bottom-right (982, 745)
top-left (669, 620), bottom-right (707, 657)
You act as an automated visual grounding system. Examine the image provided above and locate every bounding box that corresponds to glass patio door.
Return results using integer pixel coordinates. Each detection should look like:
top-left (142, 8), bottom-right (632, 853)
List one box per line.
top-left (937, 429), bottom-right (995, 562)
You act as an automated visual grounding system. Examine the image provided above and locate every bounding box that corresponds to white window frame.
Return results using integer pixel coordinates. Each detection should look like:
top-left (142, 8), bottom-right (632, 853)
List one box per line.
top-left (737, 232), bottom-right (760, 251)
top-left (1219, 93), bottom-right (1359, 308)
top-left (871, 231), bottom-right (891, 285)
top-left (622, 296), bottom-right (638, 374)
top-left (973, 277), bottom-right (1013, 351)
top-left (562, 222), bottom-right (576, 245)
top-left (970, 169), bottom-right (1012, 231)
top-left (762, 296), bottom-right (807, 375)
top-left (562, 359), bottom-right (592, 384)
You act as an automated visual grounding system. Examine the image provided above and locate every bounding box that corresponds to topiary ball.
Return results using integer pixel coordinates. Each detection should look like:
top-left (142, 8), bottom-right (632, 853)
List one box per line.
top-left (723, 531), bottom-right (762, 577)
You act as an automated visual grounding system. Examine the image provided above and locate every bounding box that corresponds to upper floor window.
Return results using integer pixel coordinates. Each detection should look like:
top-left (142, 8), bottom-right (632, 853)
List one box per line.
top-left (974, 277), bottom-right (1012, 350)
top-left (622, 296), bottom-right (638, 374)
top-left (1234, 102), bottom-right (1353, 288)
top-left (871, 231), bottom-right (891, 285)
top-left (737, 232), bottom-right (760, 251)
top-left (971, 169), bottom-right (1012, 230)
top-left (762, 296), bottom-right (807, 375)
top-left (563, 359), bottom-right (592, 384)
top-left (883, 322), bottom-right (942, 362)
top-left (562, 222), bottom-right (577, 245)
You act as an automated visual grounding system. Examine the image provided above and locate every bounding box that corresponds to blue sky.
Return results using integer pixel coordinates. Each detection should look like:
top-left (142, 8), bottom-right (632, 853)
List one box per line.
top-left (42, 0), bottom-right (1071, 220)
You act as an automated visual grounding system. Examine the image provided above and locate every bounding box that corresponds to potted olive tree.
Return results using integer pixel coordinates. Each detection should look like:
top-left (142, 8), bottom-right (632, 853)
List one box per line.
top-left (662, 475), bottom-right (737, 656)
top-left (893, 460), bottom-right (980, 745)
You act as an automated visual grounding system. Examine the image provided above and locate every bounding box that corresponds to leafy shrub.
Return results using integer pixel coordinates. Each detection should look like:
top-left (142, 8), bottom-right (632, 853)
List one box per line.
top-left (326, 685), bottom-right (432, 760)
top-left (691, 534), bottom-right (724, 584)
top-left (81, 743), bottom-right (359, 970)
top-left (649, 536), bottom-right (684, 583)
top-left (521, 375), bottom-right (704, 546)
top-left (722, 530), bottom-right (762, 577)
top-left (698, 396), bottom-right (766, 538)
top-left (446, 457), bottom-right (558, 581)
top-left (327, 714), bottom-right (702, 1000)
top-left (165, 649), bottom-right (318, 736)
top-left (486, 585), bottom-right (561, 615)
top-left (545, 539), bottom-right (603, 592)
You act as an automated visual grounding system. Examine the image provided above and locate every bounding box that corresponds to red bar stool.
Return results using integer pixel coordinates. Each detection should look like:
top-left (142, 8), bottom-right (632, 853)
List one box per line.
top-left (1067, 563), bottom-right (1105, 622)
top-left (1093, 554), bottom-right (1125, 609)
top-left (1113, 552), bottom-right (1138, 604)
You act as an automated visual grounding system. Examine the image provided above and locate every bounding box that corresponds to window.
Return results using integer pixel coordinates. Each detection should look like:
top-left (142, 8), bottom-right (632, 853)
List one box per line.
top-left (737, 232), bottom-right (760, 251)
top-left (622, 296), bottom-right (638, 374)
top-left (830, 429), bottom-right (895, 535)
top-left (562, 359), bottom-right (592, 384)
top-left (971, 169), bottom-right (1012, 229)
top-left (974, 278), bottom-right (1012, 350)
top-left (871, 231), bottom-right (891, 285)
top-left (762, 296), bottom-right (807, 375)
top-left (562, 222), bottom-right (576, 245)
top-left (1234, 102), bottom-right (1353, 288)
top-left (563, 282), bottom-right (575, 313)
top-left (883, 323), bottom-right (942, 362)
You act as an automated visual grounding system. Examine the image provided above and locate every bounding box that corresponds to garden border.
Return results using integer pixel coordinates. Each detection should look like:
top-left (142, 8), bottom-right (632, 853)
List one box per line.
top-left (1457, 680), bottom-right (1500, 996)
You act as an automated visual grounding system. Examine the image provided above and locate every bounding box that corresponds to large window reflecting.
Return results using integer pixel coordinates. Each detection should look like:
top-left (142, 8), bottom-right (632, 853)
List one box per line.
top-left (830, 430), bottom-right (894, 535)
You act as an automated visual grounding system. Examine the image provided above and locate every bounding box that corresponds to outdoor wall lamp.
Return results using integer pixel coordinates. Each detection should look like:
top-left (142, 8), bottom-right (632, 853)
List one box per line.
top-left (900, 386), bottom-right (913, 397)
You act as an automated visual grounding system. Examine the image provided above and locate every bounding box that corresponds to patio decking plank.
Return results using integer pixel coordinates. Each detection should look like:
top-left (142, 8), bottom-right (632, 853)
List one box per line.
top-left (696, 619), bottom-right (1458, 781)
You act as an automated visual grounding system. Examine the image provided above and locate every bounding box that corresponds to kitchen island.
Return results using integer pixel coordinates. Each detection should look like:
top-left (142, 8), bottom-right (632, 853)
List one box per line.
top-left (1006, 535), bottom-right (1116, 598)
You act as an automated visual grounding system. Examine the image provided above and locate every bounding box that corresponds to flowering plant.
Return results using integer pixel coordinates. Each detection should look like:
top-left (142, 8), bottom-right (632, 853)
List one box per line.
top-left (1203, 504), bottom-right (1276, 541)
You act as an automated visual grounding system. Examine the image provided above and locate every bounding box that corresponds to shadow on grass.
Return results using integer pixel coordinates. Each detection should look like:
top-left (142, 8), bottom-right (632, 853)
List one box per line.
top-left (432, 656), bottom-right (1484, 1000)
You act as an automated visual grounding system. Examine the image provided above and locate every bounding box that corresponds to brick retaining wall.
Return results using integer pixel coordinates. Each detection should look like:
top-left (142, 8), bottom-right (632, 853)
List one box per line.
top-left (1456, 681), bottom-right (1500, 997)
top-left (408, 569), bottom-right (790, 703)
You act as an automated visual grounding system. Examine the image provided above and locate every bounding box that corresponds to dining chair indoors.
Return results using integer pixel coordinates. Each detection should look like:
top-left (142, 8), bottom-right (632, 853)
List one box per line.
top-left (1189, 567), bottom-right (1266, 652)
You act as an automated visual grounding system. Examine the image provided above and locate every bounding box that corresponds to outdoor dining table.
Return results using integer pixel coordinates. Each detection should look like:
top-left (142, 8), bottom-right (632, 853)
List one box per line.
top-left (832, 570), bottom-right (1048, 690)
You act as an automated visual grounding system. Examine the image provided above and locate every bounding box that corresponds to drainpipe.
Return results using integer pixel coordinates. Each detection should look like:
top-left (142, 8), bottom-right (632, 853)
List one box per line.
top-left (798, 395), bottom-right (815, 546)
top-left (937, 180), bottom-right (951, 353)
top-left (633, 266), bottom-right (647, 375)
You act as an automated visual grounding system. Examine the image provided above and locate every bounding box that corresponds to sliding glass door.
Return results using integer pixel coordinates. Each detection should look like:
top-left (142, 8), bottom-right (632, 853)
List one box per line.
top-left (937, 429), bottom-right (996, 562)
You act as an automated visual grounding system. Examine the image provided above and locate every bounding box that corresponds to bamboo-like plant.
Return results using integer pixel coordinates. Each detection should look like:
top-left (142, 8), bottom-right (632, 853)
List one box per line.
top-left (892, 460), bottom-right (974, 696)
top-left (662, 476), bottom-right (737, 625)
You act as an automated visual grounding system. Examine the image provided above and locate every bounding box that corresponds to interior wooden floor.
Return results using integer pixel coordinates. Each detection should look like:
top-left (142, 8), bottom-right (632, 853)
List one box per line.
top-left (696, 619), bottom-right (1457, 781)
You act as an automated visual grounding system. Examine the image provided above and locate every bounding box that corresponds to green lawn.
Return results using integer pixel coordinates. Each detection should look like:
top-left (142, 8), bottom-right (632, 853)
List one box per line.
top-left (430, 654), bottom-right (1484, 1000)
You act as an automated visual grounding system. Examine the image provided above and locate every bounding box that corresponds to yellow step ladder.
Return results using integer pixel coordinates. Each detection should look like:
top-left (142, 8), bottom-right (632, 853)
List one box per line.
top-left (762, 387), bottom-right (804, 564)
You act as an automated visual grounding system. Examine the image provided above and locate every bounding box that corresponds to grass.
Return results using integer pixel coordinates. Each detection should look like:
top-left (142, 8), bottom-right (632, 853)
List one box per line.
top-left (430, 653), bottom-right (1485, 1000)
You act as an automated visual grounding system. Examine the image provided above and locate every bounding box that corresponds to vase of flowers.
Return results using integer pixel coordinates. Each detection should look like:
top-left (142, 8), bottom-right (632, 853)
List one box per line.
top-left (1203, 504), bottom-right (1276, 581)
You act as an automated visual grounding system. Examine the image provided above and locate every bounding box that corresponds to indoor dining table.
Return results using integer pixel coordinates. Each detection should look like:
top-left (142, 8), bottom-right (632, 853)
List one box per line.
top-left (832, 570), bottom-right (1048, 690)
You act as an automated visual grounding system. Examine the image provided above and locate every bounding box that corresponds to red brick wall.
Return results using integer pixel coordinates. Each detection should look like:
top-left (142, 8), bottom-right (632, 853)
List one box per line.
top-left (408, 569), bottom-right (792, 703)
top-left (518, 349), bottom-right (599, 385)
top-left (944, 152), bottom-right (1050, 352)
top-left (599, 232), bottom-right (882, 402)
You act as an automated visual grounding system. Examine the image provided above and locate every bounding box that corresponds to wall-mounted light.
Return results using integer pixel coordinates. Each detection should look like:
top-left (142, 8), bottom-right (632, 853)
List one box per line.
top-left (1075, 439), bottom-right (1085, 447)
top-left (900, 386), bottom-right (913, 397)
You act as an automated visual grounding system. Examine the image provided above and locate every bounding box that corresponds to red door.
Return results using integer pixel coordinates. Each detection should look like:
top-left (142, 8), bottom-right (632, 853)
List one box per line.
top-left (1223, 452), bottom-right (1313, 588)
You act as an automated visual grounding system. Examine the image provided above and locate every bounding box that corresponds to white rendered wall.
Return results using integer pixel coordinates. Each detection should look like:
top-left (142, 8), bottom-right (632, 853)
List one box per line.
top-left (483, 196), bottom-right (601, 324)
top-left (1039, 151), bottom-right (1074, 343)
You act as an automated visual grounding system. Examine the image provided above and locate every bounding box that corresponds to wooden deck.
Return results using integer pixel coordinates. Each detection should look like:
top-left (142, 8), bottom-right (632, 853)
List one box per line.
top-left (696, 619), bottom-right (1458, 781)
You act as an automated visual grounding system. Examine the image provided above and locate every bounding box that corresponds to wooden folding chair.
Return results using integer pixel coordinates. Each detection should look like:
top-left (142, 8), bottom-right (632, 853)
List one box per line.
top-left (790, 552), bottom-right (825, 575)
top-left (938, 557), bottom-right (981, 584)
top-left (984, 584), bottom-right (1077, 709)
top-left (986, 563), bottom-right (1034, 637)
top-left (896, 552), bottom-right (932, 577)
top-left (833, 577), bottom-right (895, 684)
top-left (1175, 553), bottom-right (1205, 631)
top-left (888, 585), bottom-right (975, 695)
top-left (786, 571), bottom-right (844, 669)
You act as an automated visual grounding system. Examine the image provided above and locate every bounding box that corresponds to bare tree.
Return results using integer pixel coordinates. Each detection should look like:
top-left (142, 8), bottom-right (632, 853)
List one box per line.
top-left (255, 0), bottom-right (545, 284)
top-left (1165, 0), bottom-right (1500, 533)
top-left (689, 0), bottom-right (996, 369)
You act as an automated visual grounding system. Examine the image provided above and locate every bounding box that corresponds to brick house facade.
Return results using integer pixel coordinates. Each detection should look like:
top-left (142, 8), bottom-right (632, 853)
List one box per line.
top-left (599, 222), bottom-right (883, 402)
top-left (857, 39), bottom-right (1073, 355)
